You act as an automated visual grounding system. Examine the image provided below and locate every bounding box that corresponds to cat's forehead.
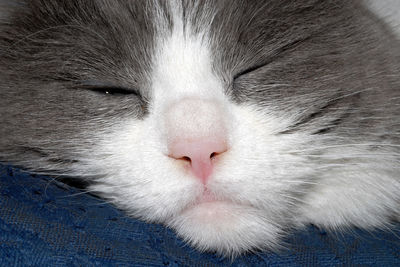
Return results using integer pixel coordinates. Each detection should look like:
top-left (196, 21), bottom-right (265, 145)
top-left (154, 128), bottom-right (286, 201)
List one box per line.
top-left (99, 0), bottom-right (347, 96)
top-left (3, 0), bottom-right (352, 104)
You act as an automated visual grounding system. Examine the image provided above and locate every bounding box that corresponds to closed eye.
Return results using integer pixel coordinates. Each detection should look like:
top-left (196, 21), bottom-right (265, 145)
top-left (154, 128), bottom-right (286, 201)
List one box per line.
top-left (233, 62), bottom-right (269, 80)
top-left (233, 36), bottom-right (312, 80)
top-left (82, 84), bottom-right (141, 97)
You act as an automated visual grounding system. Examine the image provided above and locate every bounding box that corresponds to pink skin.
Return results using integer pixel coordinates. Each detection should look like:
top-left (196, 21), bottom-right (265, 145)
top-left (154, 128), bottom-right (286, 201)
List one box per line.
top-left (168, 139), bottom-right (227, 184)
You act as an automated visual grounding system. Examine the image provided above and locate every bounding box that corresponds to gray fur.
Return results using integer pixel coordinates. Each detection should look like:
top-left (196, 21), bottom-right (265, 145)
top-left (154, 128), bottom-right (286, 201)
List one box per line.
top-left (0, 0), bottom-right (399, 255)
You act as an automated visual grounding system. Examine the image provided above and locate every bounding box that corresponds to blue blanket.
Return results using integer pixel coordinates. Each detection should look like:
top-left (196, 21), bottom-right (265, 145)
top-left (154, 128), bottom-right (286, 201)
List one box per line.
top-left (0, 164), bottom-right (399, 266)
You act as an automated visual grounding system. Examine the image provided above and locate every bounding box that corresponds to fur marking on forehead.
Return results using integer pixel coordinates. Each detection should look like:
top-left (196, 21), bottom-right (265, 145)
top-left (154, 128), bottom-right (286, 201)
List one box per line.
top-left (151, 1), bottom-right (224, 105)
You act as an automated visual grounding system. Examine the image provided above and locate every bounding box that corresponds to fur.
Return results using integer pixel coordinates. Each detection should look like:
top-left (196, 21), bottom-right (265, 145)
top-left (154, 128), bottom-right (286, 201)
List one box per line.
top-left (0, 0), bottom-right (400, 257)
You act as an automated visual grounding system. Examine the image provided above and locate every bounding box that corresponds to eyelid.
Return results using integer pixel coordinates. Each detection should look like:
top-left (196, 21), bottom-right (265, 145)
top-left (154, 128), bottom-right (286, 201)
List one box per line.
top-left (234, 37), bottom-right (311, 80)
top-left (233, 62), bottom-right (270, 80)
top-left (82, 83), bottom-right (141, 97)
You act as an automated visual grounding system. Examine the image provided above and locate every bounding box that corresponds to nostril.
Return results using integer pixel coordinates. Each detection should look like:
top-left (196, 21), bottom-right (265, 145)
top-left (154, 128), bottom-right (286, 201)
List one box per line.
top-left (210, 152), bottom-right (219, 159)
top-left (175, 152), bottom-right (220, 162)
top-left (167, 139), bottom-right (228, 183)
top-left (181, 156), bottom-right (191, 162)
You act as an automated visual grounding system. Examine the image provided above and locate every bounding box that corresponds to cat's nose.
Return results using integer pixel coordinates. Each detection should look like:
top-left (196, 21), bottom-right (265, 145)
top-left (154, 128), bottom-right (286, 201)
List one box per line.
top-left (165, 98), bottom-right (228, 183)
top-left (168, 139), bottom-right (227, 184)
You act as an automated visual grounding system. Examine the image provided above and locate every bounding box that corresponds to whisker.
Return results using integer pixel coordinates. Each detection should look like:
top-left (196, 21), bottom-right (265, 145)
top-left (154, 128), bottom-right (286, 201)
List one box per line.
top-left (60, 181), bottom-right (140, 198)
top-left (302, 153), bottom-right (400, 158)
top-left (288, 143), bottom-right (400, 153)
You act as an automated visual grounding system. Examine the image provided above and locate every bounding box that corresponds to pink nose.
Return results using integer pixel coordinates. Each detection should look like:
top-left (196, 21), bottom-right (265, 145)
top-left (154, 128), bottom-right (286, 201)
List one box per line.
top-left (169, 139), bottom-right (227, 183)
top-left (165, 98), bottom-right (228, 183)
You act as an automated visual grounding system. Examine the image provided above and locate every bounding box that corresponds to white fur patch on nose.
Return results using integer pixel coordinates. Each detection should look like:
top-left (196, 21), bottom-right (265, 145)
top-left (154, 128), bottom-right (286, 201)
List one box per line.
top-left (150, 4), bottom-right (231, 157)
top-left (165, 98), bottom-right (227, 142)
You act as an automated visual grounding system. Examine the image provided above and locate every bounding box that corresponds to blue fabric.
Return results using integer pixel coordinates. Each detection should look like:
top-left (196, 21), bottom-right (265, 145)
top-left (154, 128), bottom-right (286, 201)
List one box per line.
top-left (0, 164), bottom-right (399, 266)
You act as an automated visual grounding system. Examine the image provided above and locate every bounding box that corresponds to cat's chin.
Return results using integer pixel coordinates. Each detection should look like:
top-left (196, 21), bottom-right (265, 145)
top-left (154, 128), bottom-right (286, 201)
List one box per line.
top-left (168, 200), bottom-right (283, 257)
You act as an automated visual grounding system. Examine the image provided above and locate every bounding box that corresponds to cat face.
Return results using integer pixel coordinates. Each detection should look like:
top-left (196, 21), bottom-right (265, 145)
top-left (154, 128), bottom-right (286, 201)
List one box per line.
top-left (1, 0), bottom-right (400, 256)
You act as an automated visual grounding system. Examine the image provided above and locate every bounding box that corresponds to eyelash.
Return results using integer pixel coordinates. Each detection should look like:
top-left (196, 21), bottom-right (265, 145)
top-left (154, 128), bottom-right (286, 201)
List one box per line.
top-left (233, 63), bottom-right (268, 80)
top-left (83, 85), bottom-right (141, 98)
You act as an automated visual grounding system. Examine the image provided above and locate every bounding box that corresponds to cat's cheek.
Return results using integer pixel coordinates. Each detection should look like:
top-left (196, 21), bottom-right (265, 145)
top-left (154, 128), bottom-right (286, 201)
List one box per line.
top-left (78, 122), bottom-right (174, 216)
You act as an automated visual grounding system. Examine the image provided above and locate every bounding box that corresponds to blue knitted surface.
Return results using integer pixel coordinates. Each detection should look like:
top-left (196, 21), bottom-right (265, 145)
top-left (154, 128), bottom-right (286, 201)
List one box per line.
top-left (0, 164), bottom-right (399, 266)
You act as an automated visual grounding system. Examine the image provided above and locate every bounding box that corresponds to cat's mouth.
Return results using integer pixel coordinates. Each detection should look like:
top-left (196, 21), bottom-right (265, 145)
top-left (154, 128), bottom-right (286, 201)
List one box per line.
top-left (172, 188), bottom-right (263, 239)
top-left (179, 188), bottom-right (251, 219)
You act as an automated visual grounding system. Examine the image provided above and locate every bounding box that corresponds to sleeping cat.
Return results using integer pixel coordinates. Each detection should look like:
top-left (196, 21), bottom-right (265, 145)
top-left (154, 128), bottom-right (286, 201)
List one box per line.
top-left (0, 0), bottom-right (399, 257)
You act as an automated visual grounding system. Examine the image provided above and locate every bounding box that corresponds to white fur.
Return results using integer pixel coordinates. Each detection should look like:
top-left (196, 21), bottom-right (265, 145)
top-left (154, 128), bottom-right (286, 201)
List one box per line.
top-left (77, 1), bottom-right (400, 256)
top-left (366, 0), bottom-right (400, 36)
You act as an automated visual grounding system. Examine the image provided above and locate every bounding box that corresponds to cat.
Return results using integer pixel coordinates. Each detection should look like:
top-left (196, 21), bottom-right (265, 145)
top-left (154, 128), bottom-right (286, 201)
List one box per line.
top-left (0, 0), bottom-right (400, 257)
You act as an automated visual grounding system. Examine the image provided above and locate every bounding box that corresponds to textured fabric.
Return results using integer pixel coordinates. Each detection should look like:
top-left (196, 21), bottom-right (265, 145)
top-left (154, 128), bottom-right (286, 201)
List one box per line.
top-left (0, 164), bottom-right (399, 266)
